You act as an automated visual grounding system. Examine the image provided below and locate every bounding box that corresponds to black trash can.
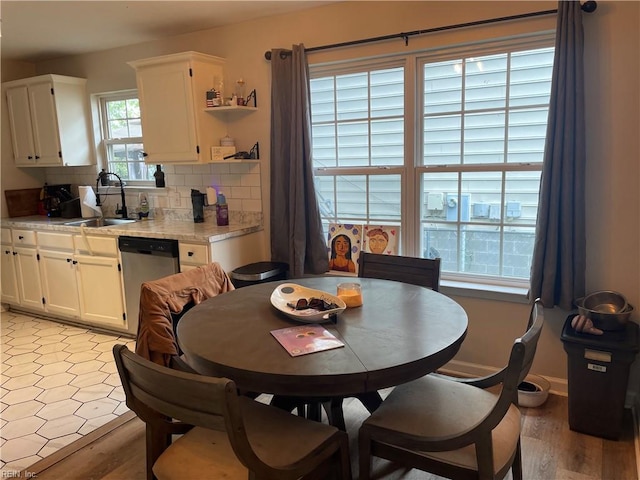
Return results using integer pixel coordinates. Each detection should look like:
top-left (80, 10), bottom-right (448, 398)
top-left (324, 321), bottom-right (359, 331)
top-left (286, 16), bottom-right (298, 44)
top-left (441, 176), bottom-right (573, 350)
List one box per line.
top-left (561, 315), bottom-right (639, 439)
top-left (230, 261), bottom-right (288, 288)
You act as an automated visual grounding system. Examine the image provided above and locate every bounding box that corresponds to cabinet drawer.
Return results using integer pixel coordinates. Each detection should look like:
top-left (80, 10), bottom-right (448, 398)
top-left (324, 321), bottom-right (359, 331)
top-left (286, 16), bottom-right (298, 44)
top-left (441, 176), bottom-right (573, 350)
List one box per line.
top-left (38, 231), bottom-right (74, 251)
top-left (179, 243), bottom-right (209, 265)
top-left (12, 229), bottom-right (37, 246)
top-left (1, 228), bottom-right (12, 244)
top-left (73, 234), bottom-right (118, 257)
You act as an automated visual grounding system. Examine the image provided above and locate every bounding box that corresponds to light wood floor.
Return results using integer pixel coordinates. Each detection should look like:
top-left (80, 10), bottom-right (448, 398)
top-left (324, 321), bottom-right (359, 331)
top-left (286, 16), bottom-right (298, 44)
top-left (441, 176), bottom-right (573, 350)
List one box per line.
top-left (22, 393), bottom-right (637, 480)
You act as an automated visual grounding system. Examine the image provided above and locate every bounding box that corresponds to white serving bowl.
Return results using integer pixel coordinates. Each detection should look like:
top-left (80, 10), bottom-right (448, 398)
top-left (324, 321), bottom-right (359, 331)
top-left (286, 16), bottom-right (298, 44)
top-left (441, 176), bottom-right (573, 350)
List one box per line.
top-left (517, 374), bottom-right (550, 408)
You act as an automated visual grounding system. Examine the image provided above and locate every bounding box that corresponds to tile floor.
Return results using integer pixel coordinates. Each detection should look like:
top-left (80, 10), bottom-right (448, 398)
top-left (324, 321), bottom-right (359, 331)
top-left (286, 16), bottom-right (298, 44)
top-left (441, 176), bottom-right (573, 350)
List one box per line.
top-left (0, 309), bottom-right (136, 473)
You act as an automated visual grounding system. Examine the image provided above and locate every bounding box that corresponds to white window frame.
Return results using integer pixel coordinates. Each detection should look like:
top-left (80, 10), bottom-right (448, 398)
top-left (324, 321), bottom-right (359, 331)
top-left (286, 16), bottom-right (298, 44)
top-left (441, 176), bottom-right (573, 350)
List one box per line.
top-left (98, 90), bottom-right (150, 186)
top-left (309, 33), bottom-right (555, 293)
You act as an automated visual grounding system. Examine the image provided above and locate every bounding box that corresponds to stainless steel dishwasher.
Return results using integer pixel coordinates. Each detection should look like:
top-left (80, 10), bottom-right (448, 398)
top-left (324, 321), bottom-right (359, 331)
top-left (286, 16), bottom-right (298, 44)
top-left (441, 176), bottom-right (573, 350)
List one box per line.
top-left (118, 236), bottom-right (179, 334)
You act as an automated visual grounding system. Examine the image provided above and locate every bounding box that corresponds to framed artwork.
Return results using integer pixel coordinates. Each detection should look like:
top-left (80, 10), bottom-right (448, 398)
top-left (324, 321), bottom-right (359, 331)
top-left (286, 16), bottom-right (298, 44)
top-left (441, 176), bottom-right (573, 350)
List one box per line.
top-left (363, 225), bottom-right (399, 255)
top-left (327, 224), bottom-right (362, 274)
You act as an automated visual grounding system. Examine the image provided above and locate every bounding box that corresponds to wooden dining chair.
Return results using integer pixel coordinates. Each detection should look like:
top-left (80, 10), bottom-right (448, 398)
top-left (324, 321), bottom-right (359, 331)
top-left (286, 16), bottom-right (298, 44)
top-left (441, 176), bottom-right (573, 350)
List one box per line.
top-left (358, 299), bottom-right (544, 480)
top-left (113, 344), bottom-right (352, 480)
top-left (358, 252), bottom-right (441, 291)
top-left (135, 262), bottom-right (234, 369)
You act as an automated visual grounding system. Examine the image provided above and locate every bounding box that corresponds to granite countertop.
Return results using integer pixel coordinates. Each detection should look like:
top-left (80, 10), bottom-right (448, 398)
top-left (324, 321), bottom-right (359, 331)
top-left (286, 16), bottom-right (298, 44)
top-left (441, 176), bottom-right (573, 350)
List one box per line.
top-left (1, 216), bottom-right (263, 243)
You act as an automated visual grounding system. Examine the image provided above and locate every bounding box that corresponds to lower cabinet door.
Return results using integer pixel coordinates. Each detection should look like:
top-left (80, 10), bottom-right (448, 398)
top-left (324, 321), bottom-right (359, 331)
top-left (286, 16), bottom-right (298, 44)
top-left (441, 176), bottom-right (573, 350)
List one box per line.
top-left (39, 249), bottom-right (80, 317)
top-left (75, 254), bottom-right (126, 328)
top-left (1, 246), bottom-right (20, 304)
top-left (14, 246), bottom-right (45, 311)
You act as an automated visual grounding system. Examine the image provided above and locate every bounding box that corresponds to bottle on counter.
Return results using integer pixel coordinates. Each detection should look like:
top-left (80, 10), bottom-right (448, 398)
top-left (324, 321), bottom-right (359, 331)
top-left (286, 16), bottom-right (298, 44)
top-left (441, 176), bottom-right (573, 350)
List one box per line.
top-left (154, 165), bottom-right (165, 188)
top-left (216, 192), bottom-right (229, 226)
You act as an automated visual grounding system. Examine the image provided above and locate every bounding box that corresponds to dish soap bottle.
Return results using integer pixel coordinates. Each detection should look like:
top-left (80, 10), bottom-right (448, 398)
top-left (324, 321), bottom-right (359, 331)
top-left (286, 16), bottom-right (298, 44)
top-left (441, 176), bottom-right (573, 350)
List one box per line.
top-left (138, 193), bottom-right (150, 220)
top-left (216, 192), bottom-right (229, 226)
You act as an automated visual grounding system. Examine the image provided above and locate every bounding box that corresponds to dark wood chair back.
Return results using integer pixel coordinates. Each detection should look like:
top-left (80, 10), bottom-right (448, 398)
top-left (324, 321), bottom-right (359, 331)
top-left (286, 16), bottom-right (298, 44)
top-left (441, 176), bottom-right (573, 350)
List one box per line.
top-left (358, 252), bottom-right (441, 291)
top-left (113, 344), bottom-right (351, 480)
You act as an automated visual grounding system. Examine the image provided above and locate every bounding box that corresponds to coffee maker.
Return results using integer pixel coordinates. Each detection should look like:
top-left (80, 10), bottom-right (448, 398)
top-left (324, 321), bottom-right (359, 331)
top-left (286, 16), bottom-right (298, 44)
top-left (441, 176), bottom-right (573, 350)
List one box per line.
top-left (43, 184), bottom-right (73, 217)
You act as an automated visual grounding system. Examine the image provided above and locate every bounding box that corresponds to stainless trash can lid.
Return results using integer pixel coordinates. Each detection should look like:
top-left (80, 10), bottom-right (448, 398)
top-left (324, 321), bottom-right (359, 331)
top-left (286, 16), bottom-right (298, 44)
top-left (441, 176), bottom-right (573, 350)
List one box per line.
top-left (230, 261), bottom-right (288, 281)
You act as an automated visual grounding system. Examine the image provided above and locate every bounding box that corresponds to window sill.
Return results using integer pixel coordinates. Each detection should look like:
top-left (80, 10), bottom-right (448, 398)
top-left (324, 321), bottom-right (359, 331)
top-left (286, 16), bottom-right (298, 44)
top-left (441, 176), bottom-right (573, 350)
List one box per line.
top-left (440, 280), bottom-right (530, 304)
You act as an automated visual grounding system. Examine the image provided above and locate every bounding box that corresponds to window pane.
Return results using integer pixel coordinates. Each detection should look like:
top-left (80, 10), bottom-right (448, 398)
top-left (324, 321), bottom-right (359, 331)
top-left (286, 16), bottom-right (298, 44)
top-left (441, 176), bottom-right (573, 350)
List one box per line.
top-left (505, 171), bottom-right (541, 225)
top-left (337, 73), bottom-right (368, 121)
top-left (371, 119), bottom-right (403, 166)
top-left (503, 227), bottom-right (536, 278)
top-left (464, 54), bottom-right (507, 111)
top-left (371, 67), bottom-right (404, 118)
top-left (460, 225), bottom-right (501, 275)
top-left (464, 112), bottom-right (505, 164)
top-left (422, 223), bottom-right (458, 268)
top-left (337, 122), bottom-right (369, 167)
top-left (510, 48), bottom-right (554, 107)
top-left (424, 60), bottom-right (462, 115)
top-left (312, 124), bottom-right (337, 168)
top-left (424, 114), bottom-right (461, 165)
top-left (507, 107), bottom-right (547, 163)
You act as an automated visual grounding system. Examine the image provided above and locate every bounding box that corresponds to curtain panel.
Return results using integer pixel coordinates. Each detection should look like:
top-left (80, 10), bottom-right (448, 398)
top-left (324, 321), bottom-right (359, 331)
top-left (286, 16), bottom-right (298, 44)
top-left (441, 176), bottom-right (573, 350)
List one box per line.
top-left (530, 1), bottom-right (587, 309)
top-left (269, 45), bottom-right (328, 277)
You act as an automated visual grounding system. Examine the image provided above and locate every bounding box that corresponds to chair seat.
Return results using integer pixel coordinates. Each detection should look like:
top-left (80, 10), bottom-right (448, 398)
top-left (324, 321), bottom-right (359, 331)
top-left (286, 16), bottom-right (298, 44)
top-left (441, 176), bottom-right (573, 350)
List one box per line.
top-left (363, 375), bottom-right (521, 474)
top-left (153, 396), bottom-right (342, 479)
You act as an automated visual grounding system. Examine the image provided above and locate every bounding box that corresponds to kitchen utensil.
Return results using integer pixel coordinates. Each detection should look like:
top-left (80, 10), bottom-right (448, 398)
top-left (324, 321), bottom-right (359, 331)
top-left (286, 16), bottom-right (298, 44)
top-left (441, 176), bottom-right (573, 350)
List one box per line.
top-left (583, 290), bottom-right (627, 314)
top-left (575, 296), bottom-right (633, 331)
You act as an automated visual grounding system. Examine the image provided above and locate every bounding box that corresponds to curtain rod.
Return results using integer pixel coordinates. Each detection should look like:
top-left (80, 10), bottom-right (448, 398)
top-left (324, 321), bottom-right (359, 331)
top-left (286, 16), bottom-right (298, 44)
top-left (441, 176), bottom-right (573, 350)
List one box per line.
top-left (264, 1), bottom-right (597, 60)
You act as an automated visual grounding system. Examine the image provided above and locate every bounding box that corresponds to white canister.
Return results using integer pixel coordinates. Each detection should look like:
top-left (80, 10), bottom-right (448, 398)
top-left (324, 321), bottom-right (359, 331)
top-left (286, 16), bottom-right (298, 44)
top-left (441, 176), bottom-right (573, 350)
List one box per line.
top-left (221, 135), bottom-right (235, 147)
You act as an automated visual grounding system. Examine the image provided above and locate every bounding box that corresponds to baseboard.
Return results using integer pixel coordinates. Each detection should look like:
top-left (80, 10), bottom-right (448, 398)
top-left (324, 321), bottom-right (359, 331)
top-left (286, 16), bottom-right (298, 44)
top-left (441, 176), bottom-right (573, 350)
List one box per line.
top-left (441, 359), bottom-right (569, 396)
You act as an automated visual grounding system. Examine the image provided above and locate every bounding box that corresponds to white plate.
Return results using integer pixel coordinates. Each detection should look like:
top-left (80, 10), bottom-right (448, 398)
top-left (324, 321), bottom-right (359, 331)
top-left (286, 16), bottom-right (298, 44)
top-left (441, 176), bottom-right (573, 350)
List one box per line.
top-left (270, 283), bottom-right (346, 323)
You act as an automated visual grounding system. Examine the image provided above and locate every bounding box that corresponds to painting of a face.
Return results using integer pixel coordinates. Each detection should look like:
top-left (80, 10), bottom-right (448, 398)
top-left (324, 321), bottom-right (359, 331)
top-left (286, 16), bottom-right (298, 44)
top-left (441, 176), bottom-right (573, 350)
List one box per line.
top-left (334, 235), bottom-right (350, 256)
top-left (368, 234), bottom-right (388, 254)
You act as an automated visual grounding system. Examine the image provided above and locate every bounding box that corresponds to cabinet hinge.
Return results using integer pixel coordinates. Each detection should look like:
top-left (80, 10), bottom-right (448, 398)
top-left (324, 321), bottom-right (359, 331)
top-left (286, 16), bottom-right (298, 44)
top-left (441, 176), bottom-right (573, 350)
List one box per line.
top-left (118, 263), bottom-right (122, 272)
top-left (37, 253), bottom-right (40, 261)
top-left (42, 297), bottom-right (46, 305)
top-left (58, 151), bottom-right (62, 158)
top-left (189, 68), bottom-right (193, 77)
top-left (196, 146), bottom-right (200, 154)
top-left (50, 88), bottom-right (54, 95)
top-left (123, 313), bottom-right (126, 321)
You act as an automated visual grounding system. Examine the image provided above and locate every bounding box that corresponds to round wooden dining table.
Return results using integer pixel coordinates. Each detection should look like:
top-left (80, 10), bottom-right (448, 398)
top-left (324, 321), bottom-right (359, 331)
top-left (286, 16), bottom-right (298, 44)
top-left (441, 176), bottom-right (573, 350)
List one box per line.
top-left (177, 277), bottom-right (468, 402)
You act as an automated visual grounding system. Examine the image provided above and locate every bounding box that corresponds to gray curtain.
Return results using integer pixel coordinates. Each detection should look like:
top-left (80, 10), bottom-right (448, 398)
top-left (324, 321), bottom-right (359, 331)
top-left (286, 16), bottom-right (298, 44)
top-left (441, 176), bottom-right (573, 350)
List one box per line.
top-left (530, 1), bottom-right (586, 309)
top-left (269, 45), bottom-right (328, 277)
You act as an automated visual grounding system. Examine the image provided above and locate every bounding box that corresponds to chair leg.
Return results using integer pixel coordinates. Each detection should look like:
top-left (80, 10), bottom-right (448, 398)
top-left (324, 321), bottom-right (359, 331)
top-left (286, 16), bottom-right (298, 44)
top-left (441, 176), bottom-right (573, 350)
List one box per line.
top-left (145, 424), bottom-right (171, 480)
top-left (358, 428), bottom-right (373, 480)
top-left (355, 391), bottom-right (383, 413)
top-left (323, 397), bottom-right (346, 431)
top-left (511, 438), bottom-right (523, 480)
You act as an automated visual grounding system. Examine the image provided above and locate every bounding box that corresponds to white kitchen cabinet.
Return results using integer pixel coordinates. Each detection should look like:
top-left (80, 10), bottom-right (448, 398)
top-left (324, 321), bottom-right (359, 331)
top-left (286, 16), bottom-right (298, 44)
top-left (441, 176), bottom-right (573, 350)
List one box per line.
top-left (73, 234), bottom-right (126, 330)
top-left (13, 245), bottom-right (45, 312)
top-left (179, 230), bottom-right (267, 273)
top-left (38, 232), bottom-right (80, 318)
top-left (1, 229), bottom-right (19, 305)
top-left (75, 254), bottom-right (126, 329)
top-left (4, 75), bottom-right (95, 167)
top-left (129, 51), bottom-right (226, 164)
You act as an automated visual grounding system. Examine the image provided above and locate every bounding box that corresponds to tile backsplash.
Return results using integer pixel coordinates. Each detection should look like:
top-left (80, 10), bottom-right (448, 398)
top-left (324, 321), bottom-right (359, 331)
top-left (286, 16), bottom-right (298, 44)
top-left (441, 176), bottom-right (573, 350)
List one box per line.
top-left (43, 161), bottom-right (263, 224)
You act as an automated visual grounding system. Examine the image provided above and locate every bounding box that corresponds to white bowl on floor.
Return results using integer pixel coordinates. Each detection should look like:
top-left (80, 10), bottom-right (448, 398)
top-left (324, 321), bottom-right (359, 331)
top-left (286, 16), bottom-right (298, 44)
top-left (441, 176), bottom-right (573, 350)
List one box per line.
top-left (517, 374), bottom-right (550, 408)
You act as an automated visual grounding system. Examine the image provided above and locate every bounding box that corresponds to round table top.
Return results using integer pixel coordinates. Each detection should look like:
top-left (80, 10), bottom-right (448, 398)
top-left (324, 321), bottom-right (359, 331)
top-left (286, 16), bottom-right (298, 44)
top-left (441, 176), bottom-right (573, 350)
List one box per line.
top-left (177, 276), bottom-right (468, 397)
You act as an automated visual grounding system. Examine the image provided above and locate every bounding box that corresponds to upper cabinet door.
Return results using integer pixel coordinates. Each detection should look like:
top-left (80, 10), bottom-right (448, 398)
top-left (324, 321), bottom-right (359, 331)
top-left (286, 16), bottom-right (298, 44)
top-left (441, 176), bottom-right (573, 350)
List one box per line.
top-left (129, 52), bottom-right (226, 164)
top-left (4, 75), bottom-right (95, 167)
top-left (135, 60), bottom-right (199, 163)
top-left (6, 85), bottom-right (37, 165)
top-left (29, 81), bottom-right (63, 165)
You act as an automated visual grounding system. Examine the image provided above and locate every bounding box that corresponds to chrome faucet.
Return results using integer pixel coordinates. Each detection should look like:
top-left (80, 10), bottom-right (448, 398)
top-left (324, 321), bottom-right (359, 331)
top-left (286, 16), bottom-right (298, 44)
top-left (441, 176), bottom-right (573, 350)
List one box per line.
top-left (96, 171), bottom-right (128, 219)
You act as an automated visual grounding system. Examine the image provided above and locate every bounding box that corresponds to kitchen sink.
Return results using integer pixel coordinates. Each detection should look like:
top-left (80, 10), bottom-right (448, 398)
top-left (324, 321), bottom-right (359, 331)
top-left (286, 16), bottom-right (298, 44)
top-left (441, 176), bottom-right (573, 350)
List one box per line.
top-left (64, 217), bottom-right (138, 227)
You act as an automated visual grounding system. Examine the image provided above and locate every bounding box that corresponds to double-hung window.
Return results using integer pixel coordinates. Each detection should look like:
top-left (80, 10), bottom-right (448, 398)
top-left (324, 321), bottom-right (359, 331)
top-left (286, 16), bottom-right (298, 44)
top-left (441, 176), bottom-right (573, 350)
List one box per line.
top-left (99, 92), bottom-right (151, 183)
top-left (310, 34), bottom-right (554, 288)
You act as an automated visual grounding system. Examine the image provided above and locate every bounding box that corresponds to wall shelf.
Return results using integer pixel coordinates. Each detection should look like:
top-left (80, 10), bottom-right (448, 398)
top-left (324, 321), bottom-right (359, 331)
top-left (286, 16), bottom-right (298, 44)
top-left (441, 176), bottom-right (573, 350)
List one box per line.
top-left (205, 105), bottom-right (257, 113)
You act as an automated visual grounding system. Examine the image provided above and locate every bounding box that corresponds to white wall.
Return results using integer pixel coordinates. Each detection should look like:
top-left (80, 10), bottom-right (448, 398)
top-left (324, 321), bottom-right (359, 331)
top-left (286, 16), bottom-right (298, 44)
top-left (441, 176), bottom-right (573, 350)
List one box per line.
top-left (2, 1), bottom-right (638, 399)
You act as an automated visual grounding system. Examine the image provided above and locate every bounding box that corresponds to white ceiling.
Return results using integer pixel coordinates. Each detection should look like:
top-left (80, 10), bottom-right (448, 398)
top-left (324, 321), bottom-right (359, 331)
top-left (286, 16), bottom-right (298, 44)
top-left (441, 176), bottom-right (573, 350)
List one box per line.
top-left (1, 1), bottom-right (336, 62)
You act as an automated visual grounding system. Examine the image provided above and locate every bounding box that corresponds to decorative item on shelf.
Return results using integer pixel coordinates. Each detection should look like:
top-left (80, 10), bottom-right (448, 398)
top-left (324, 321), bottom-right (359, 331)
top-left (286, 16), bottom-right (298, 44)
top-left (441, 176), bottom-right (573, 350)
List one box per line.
top-left (235, 78), bottom-right (246, 105)
top-left (222, 141), bottom-right (260, 160)
top-left (206, 88), bottom-right (219, 107)
top-left (100, 169), bottom-right (109, 186)
top-left (138, 193), bottom-right (150, 220)
top-left (154, 164), bottom-right (165, 187)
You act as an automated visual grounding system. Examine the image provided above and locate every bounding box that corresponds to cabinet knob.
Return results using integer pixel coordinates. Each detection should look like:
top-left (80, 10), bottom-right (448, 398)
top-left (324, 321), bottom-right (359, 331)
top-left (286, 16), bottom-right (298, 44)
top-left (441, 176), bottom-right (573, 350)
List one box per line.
top-left (18, 235), bottom-right (24, 240)
top-left (28, 156), bottom-right (33, 160)
top-left (72, 260), bottom-right (78, 265)
top-left (142, 152), bottom-right (148, 157)
top-left (13, 252), bottom-right (17, 256)
top-left (4, 250), bottom-right (10, 254)
top-left (67, 258), bottom-right (72, 262)
top-left (188, 251), bottom-right (194, 256)
top-left (35, 155), bottom-right (40, 159)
